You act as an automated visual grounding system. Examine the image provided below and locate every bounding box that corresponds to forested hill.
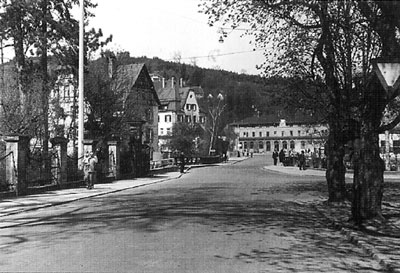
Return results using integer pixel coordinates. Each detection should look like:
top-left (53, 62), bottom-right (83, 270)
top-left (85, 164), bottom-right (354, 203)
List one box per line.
top-left (126, 55), bottom-right (287, 124)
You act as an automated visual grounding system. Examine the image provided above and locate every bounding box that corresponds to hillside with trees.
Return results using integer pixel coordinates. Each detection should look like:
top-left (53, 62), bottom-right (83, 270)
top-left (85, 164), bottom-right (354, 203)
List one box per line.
top-left (119, 54), bottom-right (289, 127)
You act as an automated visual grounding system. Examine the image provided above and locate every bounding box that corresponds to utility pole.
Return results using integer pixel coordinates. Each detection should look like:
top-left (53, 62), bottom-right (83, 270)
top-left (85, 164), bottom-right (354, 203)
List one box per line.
top-left (78, 0), bottom-right (84, 168)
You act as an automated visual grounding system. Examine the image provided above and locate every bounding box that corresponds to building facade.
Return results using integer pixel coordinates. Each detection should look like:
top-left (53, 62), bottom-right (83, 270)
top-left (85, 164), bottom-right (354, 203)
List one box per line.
top-left (49, 59), bottom-right (161, 177)
top-left (153, 76), bottom-right (206, 155)
top-left (231, 114), bottom-right (328, 155)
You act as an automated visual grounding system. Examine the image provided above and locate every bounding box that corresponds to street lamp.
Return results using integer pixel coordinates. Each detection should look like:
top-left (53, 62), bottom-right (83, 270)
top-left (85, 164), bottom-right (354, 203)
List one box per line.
top-left (372, 58), bottom-right (400, 170)
top-left (208, 92), bottom-right (225, 155)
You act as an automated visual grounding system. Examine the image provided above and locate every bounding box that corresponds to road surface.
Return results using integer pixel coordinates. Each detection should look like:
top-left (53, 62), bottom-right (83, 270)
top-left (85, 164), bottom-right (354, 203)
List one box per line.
top-left (0, 155), bottom-right (386, 272)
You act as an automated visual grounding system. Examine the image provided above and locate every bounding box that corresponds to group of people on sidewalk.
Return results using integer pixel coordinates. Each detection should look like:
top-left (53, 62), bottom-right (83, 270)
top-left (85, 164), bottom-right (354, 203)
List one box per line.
top-left (272, 149), bottom-right (306, 170)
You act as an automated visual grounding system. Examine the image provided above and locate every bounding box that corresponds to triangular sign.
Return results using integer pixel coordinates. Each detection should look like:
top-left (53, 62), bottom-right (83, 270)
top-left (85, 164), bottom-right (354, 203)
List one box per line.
top-left (375, 62), bottom-right (400, 91)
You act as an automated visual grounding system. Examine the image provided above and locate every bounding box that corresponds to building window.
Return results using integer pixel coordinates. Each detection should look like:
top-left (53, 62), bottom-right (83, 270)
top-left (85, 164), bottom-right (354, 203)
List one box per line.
top-left (252, 132), bottom-right (255, 137)
top-left (259, 132), bottom-right (262, 137)
top-left (186, 104), bottom-right (196, 111)
top-left (193, 116), bottom-right (197, 123)
top-left (380, 141), bottom-right (386, 153)
top-left (266, 141), bottom-right (271, 151)
top-left (290, 140), bottom-right (295, 150)
top-left (266, 132), bottom-right (270, 137)
top-left (259, 141), bottom-right (264, 149)
top-left (274, 141), bottom-right (279, 151)
top-left (282, 131), bottom-right (285, 137)
top-left (160, 128), bottom-right (164, 135)
top-left (178, 115), bottom-right (184, 122)
top-left (146, 108), bottom-right (153, 122)
top-left (283, 141), bottom-right (288, 150)
top-left (274, 131), bottom-right (277, 135)
top-left (301, 141), bottom-right (306, 150)
top-left (250, 141), bottom-right (254, 149)
top-left (298, 130), bottom-right (301, 136)
top-left (290, 130), bottom-right (293, 136)
top-left (165, 115), bottom-right (171, 122)
top-left (199, 116), bottom-right (205, 123)
top-left (185, 115), bottom-right (191, 123)
top-left (166, 128), bottom-right (171, 135)
top-left (394, 140), bottom-right (400, 154)
top-left (244, 142), bottom-right (248, 149)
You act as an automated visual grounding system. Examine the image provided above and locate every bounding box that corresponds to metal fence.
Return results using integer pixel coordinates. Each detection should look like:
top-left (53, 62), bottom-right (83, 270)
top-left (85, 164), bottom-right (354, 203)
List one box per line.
top-left (26, 148), bottom-right (59, 187)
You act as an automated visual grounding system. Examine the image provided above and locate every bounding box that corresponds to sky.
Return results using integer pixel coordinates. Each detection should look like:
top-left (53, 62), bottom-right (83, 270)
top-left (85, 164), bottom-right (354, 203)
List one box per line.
top-left (87, 0), bottom-right (265, 75)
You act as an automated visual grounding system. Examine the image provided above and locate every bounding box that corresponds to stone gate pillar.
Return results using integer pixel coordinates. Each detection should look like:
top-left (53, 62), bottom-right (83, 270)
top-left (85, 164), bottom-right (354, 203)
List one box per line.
top-left (107, 141), bottom-right (120, 180)
top-left (4, 135), bottom-right (29, 196)
top-left (50, 137), bottom-right (68, 185)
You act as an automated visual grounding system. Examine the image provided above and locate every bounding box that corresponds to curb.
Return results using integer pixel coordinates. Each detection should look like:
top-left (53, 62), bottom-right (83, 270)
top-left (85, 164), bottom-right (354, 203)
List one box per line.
top-left (313, 204), bottom-right (400, 273)
top-left (0, 174), bottom-right (181, 227)
top-left (0, 158), bottom-right (245, 228)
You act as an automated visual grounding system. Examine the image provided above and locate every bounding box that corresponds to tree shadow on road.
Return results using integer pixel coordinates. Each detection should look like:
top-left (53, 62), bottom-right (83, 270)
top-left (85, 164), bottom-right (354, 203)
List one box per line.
top-left (0, 178), bottom-right (387, 272)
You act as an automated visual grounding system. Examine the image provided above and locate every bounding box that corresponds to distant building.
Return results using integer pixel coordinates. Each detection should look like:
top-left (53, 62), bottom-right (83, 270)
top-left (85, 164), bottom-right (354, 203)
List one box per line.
top-left (231, 113), bottom-right (328, 154)
top-left (153, 76), bottom-right (206, 155)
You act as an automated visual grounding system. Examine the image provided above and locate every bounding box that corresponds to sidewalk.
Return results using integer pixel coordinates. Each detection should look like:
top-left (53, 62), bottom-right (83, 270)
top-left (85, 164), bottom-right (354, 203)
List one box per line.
top-left (0, 171), bottom-right (183, 221)
top-left (264, 164), bottom-right (400, 273)
top-left (264, 164), bottom-right (400, 180)
top-left (0, 156), bottom-right (247, 220)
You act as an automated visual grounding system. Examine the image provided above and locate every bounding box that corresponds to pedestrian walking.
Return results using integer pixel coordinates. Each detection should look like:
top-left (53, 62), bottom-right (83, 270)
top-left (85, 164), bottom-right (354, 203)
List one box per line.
top-left (272, 149), bottom-right (278, 165)
top-left (279, 149), bottom-right (285, 165)
top-left (87, 151), bottom-right (98, 189)
top-left (179, 152), bottom-right (185, 173)
top-left (298, 150), bottom-right (306, 170)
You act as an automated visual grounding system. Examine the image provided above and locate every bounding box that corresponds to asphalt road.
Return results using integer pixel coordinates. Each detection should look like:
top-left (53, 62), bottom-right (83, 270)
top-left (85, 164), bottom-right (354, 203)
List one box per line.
top-left (0, 155), bottom-right (387, 272)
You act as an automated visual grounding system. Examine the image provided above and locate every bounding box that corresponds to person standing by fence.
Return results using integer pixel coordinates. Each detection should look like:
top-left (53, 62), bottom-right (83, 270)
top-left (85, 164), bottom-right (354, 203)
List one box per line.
top-left (87, 151), bottom-right (98, 189)
top-left (82, 151), bottom-right (90, 188)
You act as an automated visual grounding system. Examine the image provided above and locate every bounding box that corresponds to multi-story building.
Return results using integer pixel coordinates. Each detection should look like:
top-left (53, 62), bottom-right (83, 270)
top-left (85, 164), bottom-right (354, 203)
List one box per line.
top-left (112, 63), bottom-right (161, 160)
top-left (50, 59), bottom-right (160, 177)
top-left (153, 76), bottom-right (206, 155)
top-left (231, 113), bottom-right (328, 155)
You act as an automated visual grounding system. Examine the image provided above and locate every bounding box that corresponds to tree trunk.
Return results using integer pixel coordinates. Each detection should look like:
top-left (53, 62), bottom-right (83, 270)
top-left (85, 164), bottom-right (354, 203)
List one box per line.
top-left (325, 126), bottom-right (347, 202)
top-left (352, 121), bottom-right (384, 222)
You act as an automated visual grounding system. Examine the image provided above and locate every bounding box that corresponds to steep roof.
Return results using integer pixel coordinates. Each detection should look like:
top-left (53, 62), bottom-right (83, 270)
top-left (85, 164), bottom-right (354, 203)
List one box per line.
top-left (179, 86), bottom-right (204, 98)
top-left (157, 86), bottom-right (179, 101)
top-left (113, 63), bottom-right (160, 105)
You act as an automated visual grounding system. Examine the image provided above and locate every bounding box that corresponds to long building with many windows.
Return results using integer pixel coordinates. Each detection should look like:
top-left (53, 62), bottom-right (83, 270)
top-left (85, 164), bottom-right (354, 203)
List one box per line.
top-left (231, 113), bottom-right (328, 155)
